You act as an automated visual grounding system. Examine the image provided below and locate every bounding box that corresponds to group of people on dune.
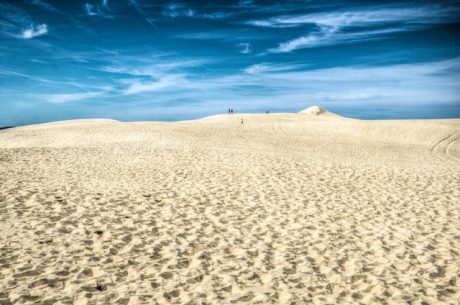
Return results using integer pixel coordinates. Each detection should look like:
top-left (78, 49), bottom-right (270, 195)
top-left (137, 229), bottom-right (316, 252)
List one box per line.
top-left (228, 108), bottom-right (270, 124)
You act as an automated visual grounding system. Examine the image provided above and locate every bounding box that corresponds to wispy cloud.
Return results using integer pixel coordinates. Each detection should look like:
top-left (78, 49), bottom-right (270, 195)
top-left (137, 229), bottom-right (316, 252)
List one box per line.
top-left (162, 2), bottom-right (232, 19)
top-left (0, 67), bottom-right (113, 91)
top-left (237, 42), bottom-right (252, 54)
top-left (108, 57), bottom-right (460, 110)
top-left (128, 0), bottom-right (160, 30)
top-left (99, 56), bottom-right (213, 95)
top-left (28, 0), bottom-right (62, 13)
top-left (21, 23), bottom-right (48, 39)
top-left (236, 0), bottom-right (253, 7)
top-left (163, 3), bottom-right (194, 18)
top-left (201, 12), bottom-right (233, 20)
top-left (85, 3), bottom-right (97, 16)
top-left (122, 75), bottom-right (184, 95)
top-left (238, 57), bottom-right (460, 103)
top-left (84, 1), bottom-right (113, 18)
top-left (247, 5), bottom-right (460, 52)
top-left (102, 58), bottom-right (210, 77)
top-left (175, 29), bottom-right (266, 42)
top-left (175, 32), bottom-right (230, 40)
top-left (0, 68), bottom-right (54, 83)
top-left (0, 3), bottom-right (49, 39)
top-left (245, 20), bottom-right (297, 28)
top-left (270, 27), bottom-right (411, 53)
top-left (159, 57), bottom-right (460, 113)
top-left (44, 91), bottom-right (105, 104)
top-left (244, 62), bottom-right (308, 74)
top-left (248, 5), bottom-right (460, 28)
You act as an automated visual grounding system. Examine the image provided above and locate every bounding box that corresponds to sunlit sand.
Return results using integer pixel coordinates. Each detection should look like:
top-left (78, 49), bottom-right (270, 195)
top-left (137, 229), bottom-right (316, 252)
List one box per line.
top-left (0, 107), bottom-right (459, 304)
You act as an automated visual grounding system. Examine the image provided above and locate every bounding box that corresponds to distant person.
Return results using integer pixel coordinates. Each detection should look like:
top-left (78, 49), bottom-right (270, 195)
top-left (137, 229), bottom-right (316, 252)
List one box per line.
top-left (241, 118), bottom-right (244, 124)
top-left (228, 108), bottom-right (231, 114)
top-left (231, 109), bottom-right (234, 114)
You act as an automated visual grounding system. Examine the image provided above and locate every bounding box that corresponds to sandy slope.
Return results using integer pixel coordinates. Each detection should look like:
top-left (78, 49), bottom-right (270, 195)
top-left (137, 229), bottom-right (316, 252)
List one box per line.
top-left (0, 111), bottom-right (459, 305)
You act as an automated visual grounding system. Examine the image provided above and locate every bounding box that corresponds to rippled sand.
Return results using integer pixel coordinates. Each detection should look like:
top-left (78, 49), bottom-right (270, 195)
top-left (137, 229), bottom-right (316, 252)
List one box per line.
top-left (0, 112), bottom-right (459, 305)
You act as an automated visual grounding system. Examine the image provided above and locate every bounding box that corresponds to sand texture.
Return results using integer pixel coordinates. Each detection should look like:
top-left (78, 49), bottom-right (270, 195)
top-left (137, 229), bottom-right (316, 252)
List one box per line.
top-left (0, 112), bottom-right (459, 305)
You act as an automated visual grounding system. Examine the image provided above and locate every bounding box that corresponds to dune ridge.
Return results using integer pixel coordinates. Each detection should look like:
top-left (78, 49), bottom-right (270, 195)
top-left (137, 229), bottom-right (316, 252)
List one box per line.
top-left (0, 110), bottom-right (459, 304)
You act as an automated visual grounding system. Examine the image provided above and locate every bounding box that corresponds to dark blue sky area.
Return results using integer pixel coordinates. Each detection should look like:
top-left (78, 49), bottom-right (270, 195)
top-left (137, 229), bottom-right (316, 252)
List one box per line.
top-left (1, 0), bottom-right (460, 125)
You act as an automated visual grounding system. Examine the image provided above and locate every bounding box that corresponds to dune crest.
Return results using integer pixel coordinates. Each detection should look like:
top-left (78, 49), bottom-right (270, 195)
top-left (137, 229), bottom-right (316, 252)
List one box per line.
top-left (299, 105), bottom-right (326, 115)
top-left (299, 105), bottom-right (344, 119)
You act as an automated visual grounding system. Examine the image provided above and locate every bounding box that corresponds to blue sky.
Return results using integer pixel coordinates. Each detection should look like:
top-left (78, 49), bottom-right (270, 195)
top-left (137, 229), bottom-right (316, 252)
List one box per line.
top-left (1, 0), bottom-right (460, 125)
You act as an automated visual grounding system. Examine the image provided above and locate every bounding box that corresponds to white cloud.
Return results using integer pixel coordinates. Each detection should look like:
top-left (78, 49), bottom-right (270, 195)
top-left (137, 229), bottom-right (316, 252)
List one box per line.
top-left (84, 2), bottom-right (113, 18)
top-left (175, 29), bottom-right (263, 42)
top-left (176, 32), bottom-right (230, 40)
top-left (237, 43), bottom-right (252, 54)
top-left (0, 68), bottom-right (56, 84)
top-left (44, 91), bottom-right (104, 104)
top-left (247, 5), bottom-right (460, 52)
top-left (108, 59), bottom-right (193, 95)
top-left (162, 2), bottom-right (231, 19)
top-left (245, 63), bottom-right (274, 74)
top-left (21, 24), bottom-right (48, 39)
top-left (29, 0), bottom-right (61, 13)
top-left (248, 5), bottom-right (460, 28)
top-left (270, 27), bottom-right (409, 53)
top-left (85, 3), bottom-right (97, 16)
top-left (103, 59), bottom-right (210, 77)
top-left (245, 20), bottom-right (298, 28)
top-left (1, 3), bottom-right (33, 31)
top-left (273, 34), bottom-right (322, 53)
top-left (163, 3), bottom-right (194, 18)
top-left (122, 76), bottom-right (183, 95)
top-left (201, 12), bottom-right (233, 19)
top-left (127, 0), bottom-right (160, 30)
top-left (185, 57), bottom-right (460, 111)
top-left (244, 63), bottom-right (308, 74)
top-left (102, 58), bottom-right (460, 115)
top-left (237, 0), bottom-right (253, 7)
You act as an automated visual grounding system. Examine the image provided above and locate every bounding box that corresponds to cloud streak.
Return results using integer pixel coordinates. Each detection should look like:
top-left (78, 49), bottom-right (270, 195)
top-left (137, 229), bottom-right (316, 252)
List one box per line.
top-left (248, 5), bottom-right (460, 28)
top-left (237, 43), bottom-right (252, 54)
top-left (0, 3), bottom-right (49, 39)
top-left (163, 3), bottom-right (194, 18)
top-left (103, 57), bottom-right (460, 110)
top-left (122, 76), bottom-right (184, 95)
top-left (162, 2), bottom-right (232, 19)
top-left (21, 24), bottom-right (48, 39)
top-left (247, 5), bottom-right (460, 52)
top-left (44, 91), bottom-right (105, 103)
top-left (244, 62), bottom-right (308, 74)
top-left (84, 1), bottom-right (113, 18)
top-left (28, 0), bottom-right (62, 13)
top-left (270, 27), bottom-right (412, 53)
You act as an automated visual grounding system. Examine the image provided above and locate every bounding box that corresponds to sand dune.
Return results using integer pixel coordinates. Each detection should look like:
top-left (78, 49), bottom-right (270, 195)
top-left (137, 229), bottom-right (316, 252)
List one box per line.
top-left (0, 110), bottom-right (459, 304)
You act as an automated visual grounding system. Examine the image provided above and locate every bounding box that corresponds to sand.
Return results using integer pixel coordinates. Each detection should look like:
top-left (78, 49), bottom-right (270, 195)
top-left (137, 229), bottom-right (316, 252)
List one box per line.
top-left (299, 105), bottom-right (326, 115)
top-left (0, 110), bottom-right (459, 305)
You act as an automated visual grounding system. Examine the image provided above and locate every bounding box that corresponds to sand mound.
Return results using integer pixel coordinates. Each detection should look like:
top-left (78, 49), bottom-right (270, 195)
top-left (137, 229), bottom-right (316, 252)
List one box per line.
top-left (299, 105), bottom-right (326, 115)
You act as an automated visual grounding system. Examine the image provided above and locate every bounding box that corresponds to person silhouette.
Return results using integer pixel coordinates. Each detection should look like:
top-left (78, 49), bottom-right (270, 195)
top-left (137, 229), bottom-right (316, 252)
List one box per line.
top-left (241, 118), bottom-right (244, 124)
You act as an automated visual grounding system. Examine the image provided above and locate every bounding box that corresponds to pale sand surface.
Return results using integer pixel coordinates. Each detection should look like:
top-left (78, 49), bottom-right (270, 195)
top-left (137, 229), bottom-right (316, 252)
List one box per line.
top-left (0, 111), bottom-right (459, 304)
